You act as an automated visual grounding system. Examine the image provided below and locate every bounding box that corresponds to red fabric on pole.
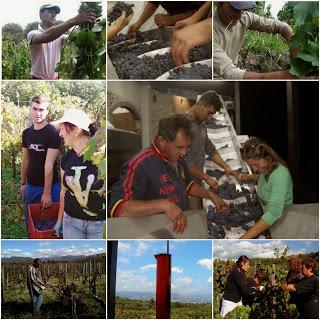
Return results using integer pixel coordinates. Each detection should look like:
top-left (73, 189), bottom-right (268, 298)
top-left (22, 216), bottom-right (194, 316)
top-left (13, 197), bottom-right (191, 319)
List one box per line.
top-left (155, 254), bottom-right (171, 319)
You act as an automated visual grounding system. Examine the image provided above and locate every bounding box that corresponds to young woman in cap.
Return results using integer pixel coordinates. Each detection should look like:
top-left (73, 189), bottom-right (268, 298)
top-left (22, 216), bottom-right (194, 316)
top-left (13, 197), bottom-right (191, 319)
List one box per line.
top-left (238, 137), bottom-right (293, 239)
top-left (53, 109), bottom-right (105, 239)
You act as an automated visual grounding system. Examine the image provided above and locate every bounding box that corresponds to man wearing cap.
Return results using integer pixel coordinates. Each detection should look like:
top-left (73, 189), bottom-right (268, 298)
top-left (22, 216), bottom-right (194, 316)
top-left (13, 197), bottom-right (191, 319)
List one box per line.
top-left (213, 2), bottom-right (297, 79)
top-left (109, 113), bottom-right (228, 234)
top-left (27, 4), bottom-right (97, 79)
top-left (21, 95), bottom-right (61, 225)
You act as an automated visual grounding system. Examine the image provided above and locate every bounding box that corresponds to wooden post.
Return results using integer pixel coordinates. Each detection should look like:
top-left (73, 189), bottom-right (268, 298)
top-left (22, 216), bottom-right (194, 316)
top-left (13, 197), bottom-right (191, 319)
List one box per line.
top-left (271, 264), bottom-right (276, 319)
top-left (1, 267), bottom-right (6, 303)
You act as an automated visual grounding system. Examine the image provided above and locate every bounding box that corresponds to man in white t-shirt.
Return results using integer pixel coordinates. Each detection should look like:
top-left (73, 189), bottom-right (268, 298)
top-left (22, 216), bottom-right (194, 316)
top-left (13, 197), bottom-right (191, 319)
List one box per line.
top-left (27, 3), bottom-right (97, 79)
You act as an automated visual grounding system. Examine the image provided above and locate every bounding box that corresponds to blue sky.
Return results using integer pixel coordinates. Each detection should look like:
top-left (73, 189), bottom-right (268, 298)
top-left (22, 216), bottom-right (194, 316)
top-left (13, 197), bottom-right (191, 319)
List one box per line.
top-left (1, 240), bottom-right (105, 258)
top-left (213, 240), bottom-right (319, 260)
top-left (116, 240), bottom-right (212, 297)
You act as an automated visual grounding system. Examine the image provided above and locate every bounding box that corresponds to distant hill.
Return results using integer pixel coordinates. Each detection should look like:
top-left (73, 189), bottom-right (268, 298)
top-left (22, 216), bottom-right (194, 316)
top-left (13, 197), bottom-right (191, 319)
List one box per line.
top-left (117, 291), bottom-right (211, 303)
top-left (2, 253), bottom-right (105, 264)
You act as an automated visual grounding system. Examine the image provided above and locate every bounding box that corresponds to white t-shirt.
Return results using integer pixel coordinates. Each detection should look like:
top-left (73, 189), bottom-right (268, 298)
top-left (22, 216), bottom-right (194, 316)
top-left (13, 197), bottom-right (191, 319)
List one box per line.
top-left (27, 24), bottom-right (66, 79)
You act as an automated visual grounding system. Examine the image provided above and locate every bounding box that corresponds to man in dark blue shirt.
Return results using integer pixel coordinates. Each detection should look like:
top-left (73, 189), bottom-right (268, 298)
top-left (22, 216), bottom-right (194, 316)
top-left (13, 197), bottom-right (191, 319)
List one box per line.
top-left (109, 114), bottom-right (228, 233)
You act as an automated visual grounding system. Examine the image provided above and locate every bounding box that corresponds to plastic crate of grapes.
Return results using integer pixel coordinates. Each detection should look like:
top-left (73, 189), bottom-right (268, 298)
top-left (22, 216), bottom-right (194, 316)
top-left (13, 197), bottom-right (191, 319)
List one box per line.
top-left (28, 203), bottom-right (63, 239)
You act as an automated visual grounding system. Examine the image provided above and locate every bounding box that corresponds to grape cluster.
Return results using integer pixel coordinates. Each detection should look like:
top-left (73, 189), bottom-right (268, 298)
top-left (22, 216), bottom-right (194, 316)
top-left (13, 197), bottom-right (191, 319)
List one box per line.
top-left (107, 2), bottom-right (133, 25)
top-left (215, 181), bottom-right (251, 200)
top-left (34, 219), bottom-right (56, 231)
top-left (110, 46), bottom-right (211, 79)
top-left (207, 197), bottom-right (264, 235)
top-left (167, 63), bottom-right (212, 80)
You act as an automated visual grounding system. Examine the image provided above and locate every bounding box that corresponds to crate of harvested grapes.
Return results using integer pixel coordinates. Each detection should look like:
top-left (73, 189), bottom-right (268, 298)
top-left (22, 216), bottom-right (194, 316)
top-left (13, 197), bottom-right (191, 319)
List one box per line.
top-left (28, 203), bottom-right (62, 239)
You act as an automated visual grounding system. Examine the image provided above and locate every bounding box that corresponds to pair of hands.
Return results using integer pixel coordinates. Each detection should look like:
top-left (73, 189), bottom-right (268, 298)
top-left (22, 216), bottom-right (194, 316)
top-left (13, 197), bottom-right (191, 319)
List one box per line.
top-left (205, 167), bottom-right (240, 192)
top-left (127, 14), bottom-right (174, 37)
top-left (162, 192), bottom-right (229, 234)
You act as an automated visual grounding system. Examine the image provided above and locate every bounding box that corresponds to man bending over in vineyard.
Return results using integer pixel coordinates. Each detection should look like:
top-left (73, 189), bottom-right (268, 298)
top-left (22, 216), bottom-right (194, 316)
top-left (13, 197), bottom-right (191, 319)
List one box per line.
top-left (21, 95), bottom-right (61, 226)
top-left (109, 114), bottom-right (228, 234)
top-left (213, 2), bottom-right (298, 79)
top-left (27, 4), bottom-right (98, 79)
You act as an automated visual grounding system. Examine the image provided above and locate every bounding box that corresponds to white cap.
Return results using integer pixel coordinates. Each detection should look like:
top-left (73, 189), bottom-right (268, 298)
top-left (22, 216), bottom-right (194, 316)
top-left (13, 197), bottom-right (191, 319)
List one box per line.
top-left (52, 109), bottom-right (92, 133)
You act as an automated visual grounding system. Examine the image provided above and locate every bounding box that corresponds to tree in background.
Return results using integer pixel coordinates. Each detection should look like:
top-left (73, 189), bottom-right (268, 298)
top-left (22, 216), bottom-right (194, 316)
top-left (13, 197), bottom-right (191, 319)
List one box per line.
top-left (2, 23), bottom-right (24, 43)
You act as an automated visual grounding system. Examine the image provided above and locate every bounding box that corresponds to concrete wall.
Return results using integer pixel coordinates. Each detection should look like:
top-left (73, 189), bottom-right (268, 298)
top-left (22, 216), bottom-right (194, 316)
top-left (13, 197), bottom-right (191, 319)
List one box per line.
top-left (107, 82), bottom-right (153, 148)
top-left (108, 82), bottom-right (196, 147)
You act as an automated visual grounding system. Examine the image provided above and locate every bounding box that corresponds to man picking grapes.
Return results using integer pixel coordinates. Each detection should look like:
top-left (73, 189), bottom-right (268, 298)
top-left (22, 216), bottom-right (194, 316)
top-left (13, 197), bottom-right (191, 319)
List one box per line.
top-left (27, 3), bottom-right (98, 79)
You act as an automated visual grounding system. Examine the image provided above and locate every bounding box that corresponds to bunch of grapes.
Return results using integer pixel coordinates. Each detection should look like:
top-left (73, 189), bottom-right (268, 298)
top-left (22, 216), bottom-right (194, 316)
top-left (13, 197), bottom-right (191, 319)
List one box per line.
top-left (108, 2), bottom-right (133, 25)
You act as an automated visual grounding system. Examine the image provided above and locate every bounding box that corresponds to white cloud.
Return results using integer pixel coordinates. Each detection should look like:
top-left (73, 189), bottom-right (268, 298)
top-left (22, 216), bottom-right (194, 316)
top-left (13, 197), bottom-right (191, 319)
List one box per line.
top-left (172, 266), bottom-right (183, 273)
top-left (84, 244), bottom-right (90, 248)
top-left (140, 264), bottom-right (156, 272)
top-left (213, 240), bottom-right (306, 260)
top-left (174, 276), bottom-right (193, 288)
top-left (117, 269), bottom-right (156, 292)
top-left (207, 276), bottom-right (212, 284)
top-left (118, 242), bottom-right (132, 253)
top-left (118, 257), bottom-right (130, 264)
top-left (38, 242), bottom-right (51, 247)
top-left (197, 258), bottom-right (212, 270)
top-left (135, 241), bottom-right (150, 256)
top-left (2, 248), bottom-right (30, 258)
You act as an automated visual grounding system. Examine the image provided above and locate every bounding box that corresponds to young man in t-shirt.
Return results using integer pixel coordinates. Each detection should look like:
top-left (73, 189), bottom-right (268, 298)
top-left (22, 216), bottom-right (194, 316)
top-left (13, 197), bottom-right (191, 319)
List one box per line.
top-left (27, 4), bottom-right (98, 79)
top-left (21, 95), bottom-right (61, 225)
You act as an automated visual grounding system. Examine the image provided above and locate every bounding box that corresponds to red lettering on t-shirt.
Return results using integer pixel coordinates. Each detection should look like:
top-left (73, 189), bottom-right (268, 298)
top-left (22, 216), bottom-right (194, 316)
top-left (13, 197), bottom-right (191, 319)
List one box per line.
top-left (160, 174), bottom-right (171, 183)
top-left (159, 184), bottom-right (176, 195)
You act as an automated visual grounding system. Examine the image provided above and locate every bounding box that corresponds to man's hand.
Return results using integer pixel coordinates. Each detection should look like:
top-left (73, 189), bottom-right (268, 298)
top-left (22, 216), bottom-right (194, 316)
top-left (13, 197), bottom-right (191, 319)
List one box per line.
top-left (224, 167), bottom-right (239, 179)
top-left (127, 22), bottom-right (140, 38)
top-left (41, 193), bottom-right (52, 209)
top-left (211, 194), bottom-right (229, 213)
top-left (72, 9), bottom-right (98, 25)
top-left (205, 176), bottom-right (219, 192)
top-left (163, 201), bottom-right (188, 234)
top-left (20, 184), bottom-right (26, 198)
top-left (114, 10), bottom-right (134, 31)
top-left (154, 14), bottom-right (173, 28)
top-left (171, 18), bottom-right (211, 66)
top-left (174, 16), bottom-right (195, 30)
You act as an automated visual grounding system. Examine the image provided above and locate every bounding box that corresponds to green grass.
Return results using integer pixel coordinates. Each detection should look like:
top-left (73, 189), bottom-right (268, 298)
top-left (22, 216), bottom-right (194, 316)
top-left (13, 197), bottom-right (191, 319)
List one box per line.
top-left (115, 297), bottom-right (212, 319)
top-left (1, 166), bottom-right (27, 239)
top-left (240, 31), bottom-right (290, 72)
top-left (243, 31), bottom-right (289, 55)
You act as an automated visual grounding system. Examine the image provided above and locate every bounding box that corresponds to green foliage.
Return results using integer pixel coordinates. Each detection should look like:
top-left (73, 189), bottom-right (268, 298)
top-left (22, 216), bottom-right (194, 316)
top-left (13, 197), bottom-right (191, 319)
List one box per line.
top-left (57, 2), bottom-right (106, 79)
top-left (2, 39), bottom-right (31, 79)
top-left (288, 2), bottom-right (319, 77)
top-left (115, 297), bottom-right (211, 319)
top-left (251, 2), bottom-right (273, 18)
top-left (23, 21), bottom-right (39, 38)
top-left (2, 23), bottom-right (24, 42)
top-left (277, 2), bottom-right (295, 26)
top-left (1, 82), bottom-right (106, 239)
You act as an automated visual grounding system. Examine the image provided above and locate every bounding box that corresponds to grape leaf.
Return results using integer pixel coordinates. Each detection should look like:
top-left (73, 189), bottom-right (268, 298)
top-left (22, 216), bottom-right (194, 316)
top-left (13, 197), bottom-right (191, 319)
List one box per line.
top-left (290, 57), bottom-right (313, 77)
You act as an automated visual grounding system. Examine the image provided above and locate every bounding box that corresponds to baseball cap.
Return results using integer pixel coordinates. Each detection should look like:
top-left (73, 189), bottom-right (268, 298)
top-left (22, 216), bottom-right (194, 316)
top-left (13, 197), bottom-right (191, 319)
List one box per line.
top-left (229, 2), bottom-right (256, 10)
top-left (52, 109), bottom-right (92, 133)
top-left (39, 4), bottom-right (61, 14)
